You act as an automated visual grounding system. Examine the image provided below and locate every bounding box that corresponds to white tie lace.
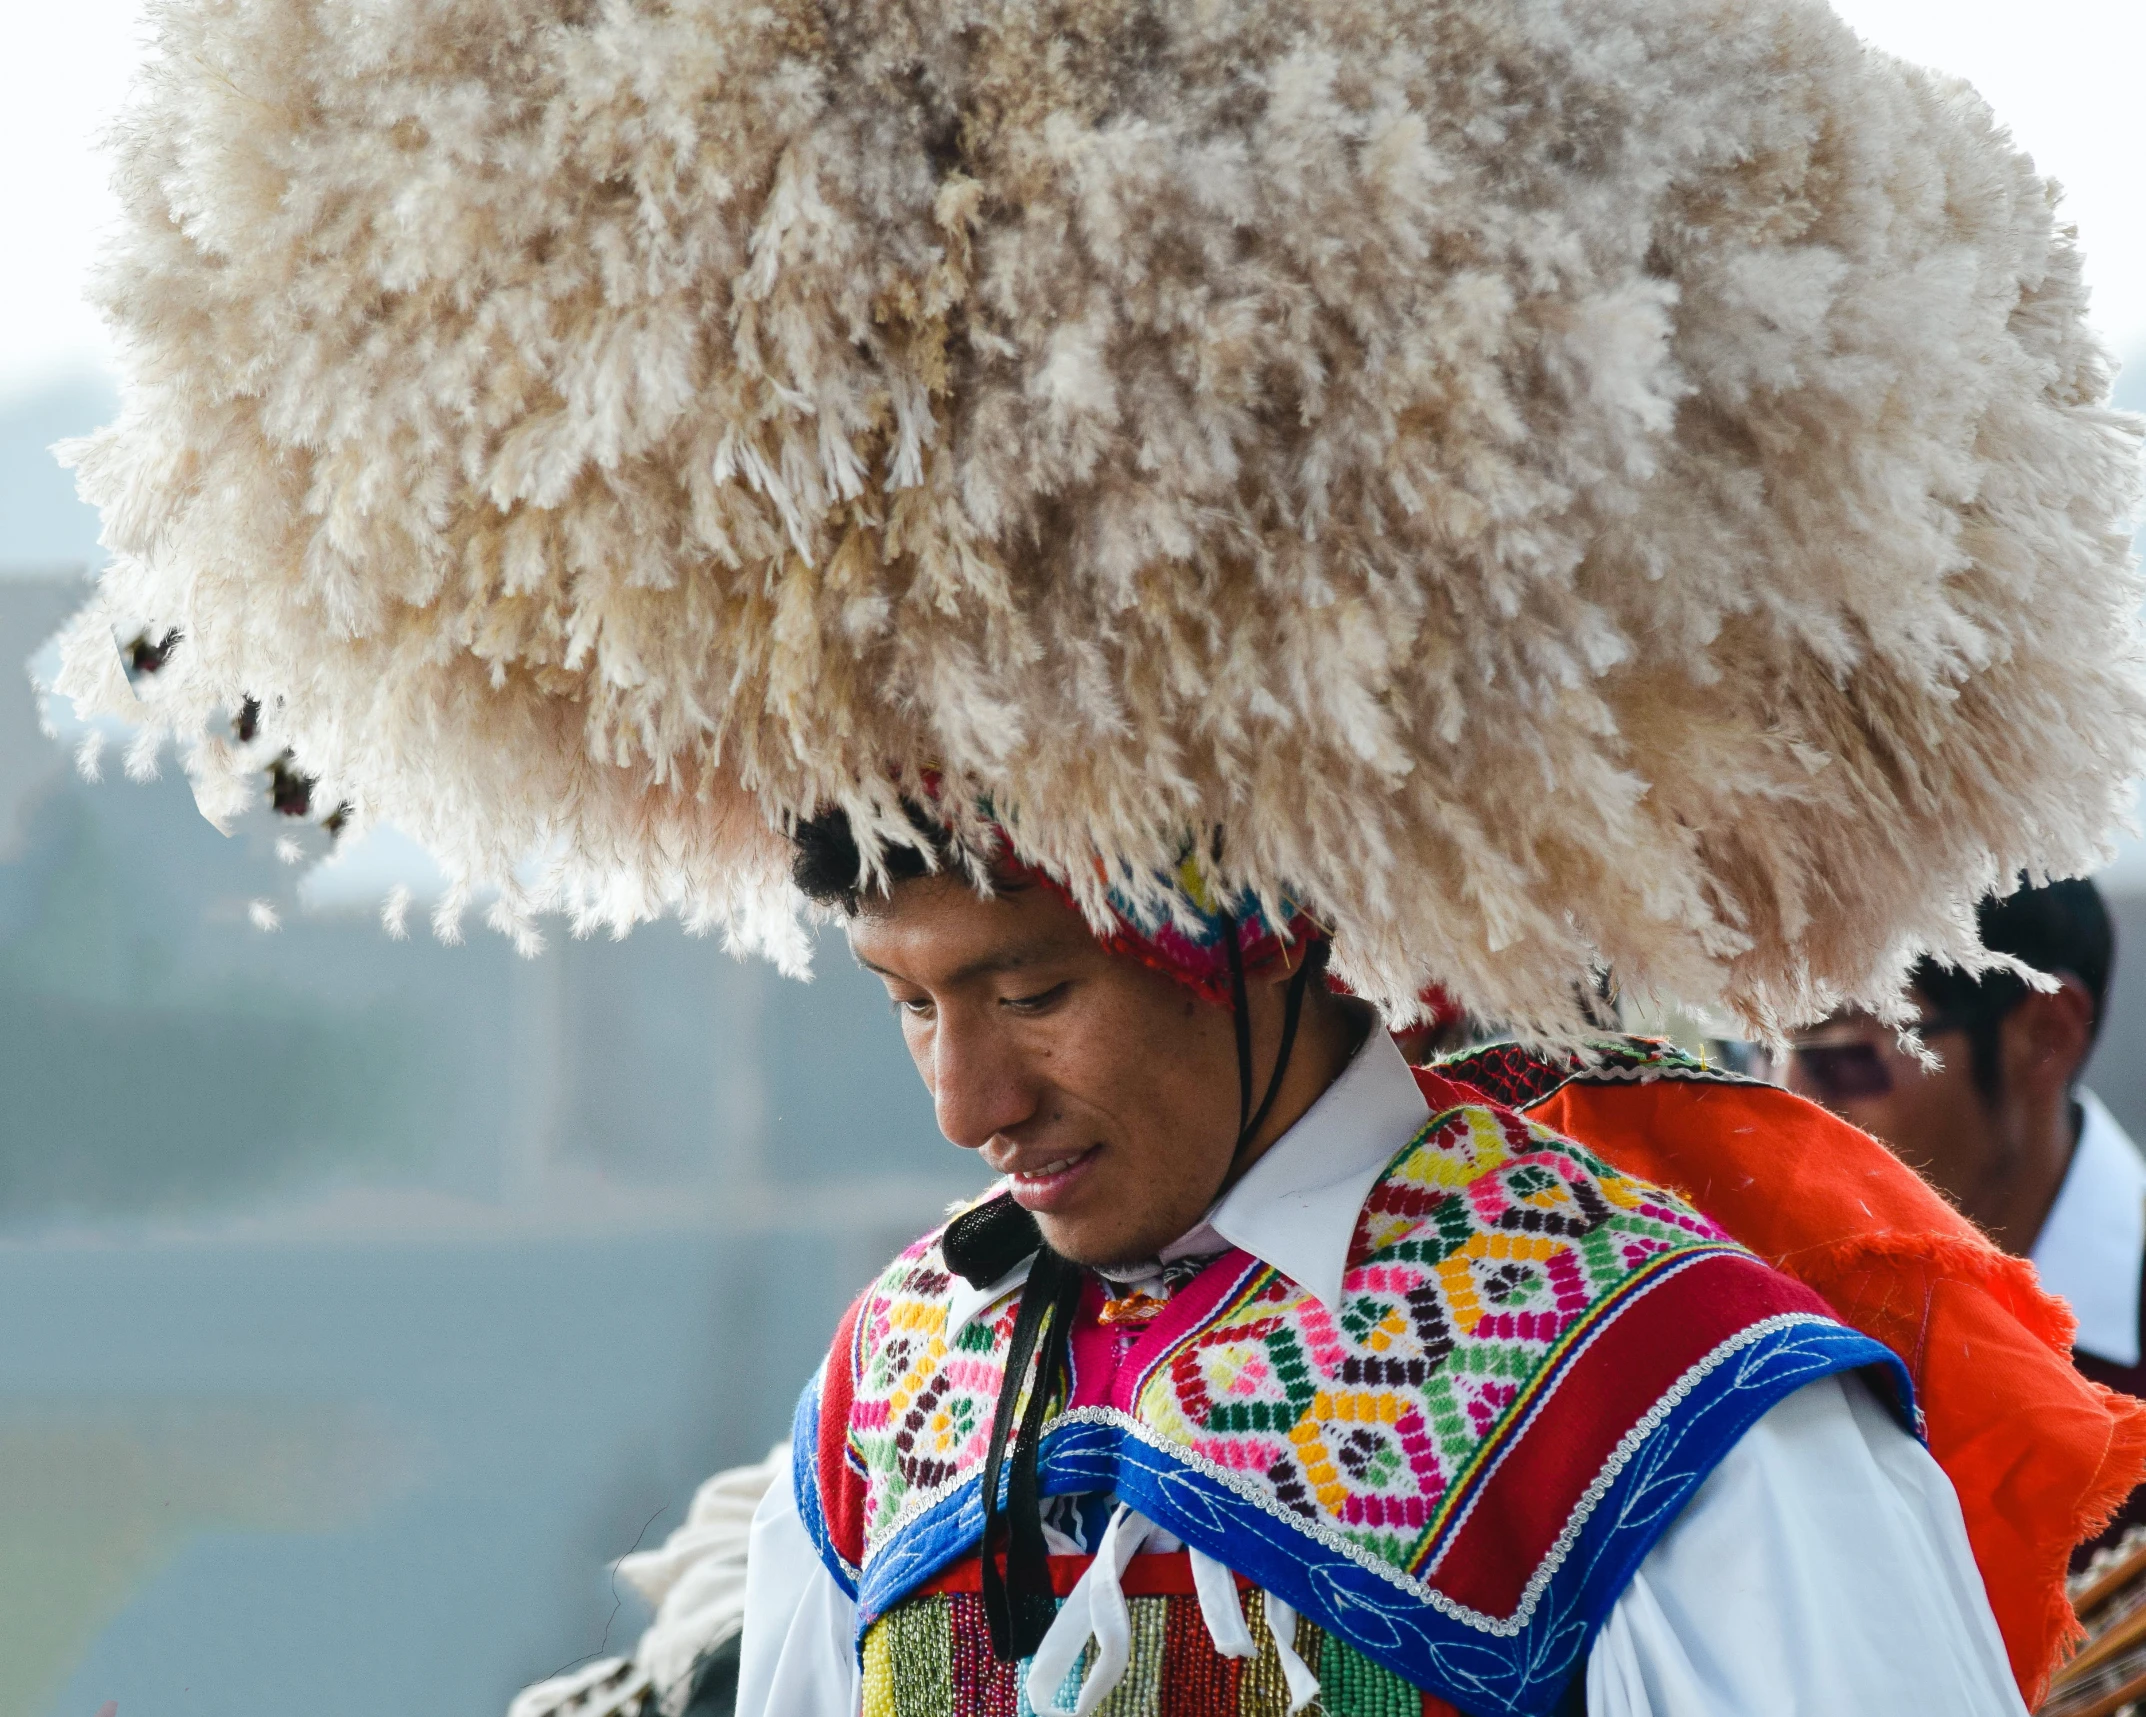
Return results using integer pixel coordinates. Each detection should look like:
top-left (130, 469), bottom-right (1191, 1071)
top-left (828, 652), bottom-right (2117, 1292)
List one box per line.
top-left (1023, 1504), bottom-right (1321, 1717)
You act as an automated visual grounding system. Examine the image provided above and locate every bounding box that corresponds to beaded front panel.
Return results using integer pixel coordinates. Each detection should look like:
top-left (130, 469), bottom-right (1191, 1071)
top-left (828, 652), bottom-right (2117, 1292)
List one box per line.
top-left (860, 1587), bottom-right (1437, 1717)
top-left (839, 1100), bottom-right (1727, 1572)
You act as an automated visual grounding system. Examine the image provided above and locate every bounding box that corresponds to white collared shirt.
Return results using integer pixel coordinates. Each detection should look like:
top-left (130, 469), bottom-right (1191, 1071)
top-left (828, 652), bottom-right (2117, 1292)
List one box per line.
top-left (2032, 1089), bottom-right (2146, 1367)
top-left (738, 1031), bottom-right (2024, 1717)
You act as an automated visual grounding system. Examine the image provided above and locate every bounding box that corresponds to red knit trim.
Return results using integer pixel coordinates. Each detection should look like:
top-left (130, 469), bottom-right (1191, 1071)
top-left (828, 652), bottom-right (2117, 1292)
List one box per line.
top-left (816, 1294), bottom-right (868, 1570)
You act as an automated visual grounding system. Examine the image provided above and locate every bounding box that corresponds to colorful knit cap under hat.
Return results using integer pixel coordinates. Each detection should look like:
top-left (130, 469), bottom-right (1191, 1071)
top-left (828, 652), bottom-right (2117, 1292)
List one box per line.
top-left (910, 780), bottom-right (1324, 1008)
top-left (1007, 849), bottom-right (1323, 1011)
top-left (1051, 861), bottom-right (1457, 1043)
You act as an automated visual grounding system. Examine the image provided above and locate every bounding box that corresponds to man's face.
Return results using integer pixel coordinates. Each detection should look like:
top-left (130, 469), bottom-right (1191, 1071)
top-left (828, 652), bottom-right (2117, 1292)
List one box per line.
top-left (1775, 1008), bottom-right (1995, 1192)
top-left (1774, 979), bottom-right (2093, 1248)
top-left (847, 873), bottom-right (1247, 1268)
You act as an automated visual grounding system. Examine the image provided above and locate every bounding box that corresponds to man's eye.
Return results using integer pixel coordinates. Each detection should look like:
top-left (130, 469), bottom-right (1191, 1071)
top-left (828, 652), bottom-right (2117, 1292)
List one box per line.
top-left (1001, 983), bottom-right (1069, 1013)
top-left (891, 996), bottom-right (934, 1019)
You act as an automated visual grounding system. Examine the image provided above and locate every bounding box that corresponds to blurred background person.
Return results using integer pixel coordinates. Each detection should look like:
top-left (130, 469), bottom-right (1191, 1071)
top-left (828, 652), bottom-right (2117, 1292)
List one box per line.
top-left (1772, 878), bottom-right (2146, 1550)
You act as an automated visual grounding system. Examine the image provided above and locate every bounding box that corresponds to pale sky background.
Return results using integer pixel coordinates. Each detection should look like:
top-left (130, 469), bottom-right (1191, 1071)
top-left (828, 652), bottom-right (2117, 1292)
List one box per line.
top-left (0, 0), bottom-right (2141, 401)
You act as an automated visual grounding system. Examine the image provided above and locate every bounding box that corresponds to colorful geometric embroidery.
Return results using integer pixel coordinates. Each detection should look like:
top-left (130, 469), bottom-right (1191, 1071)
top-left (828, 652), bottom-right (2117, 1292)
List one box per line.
top-left (846, 1252), bottom-right (1032, 1549)
top-left (1125, 1107), bottom-right (1719, 1576)
top-left (842, 1100), bottom-right (1721, 1572)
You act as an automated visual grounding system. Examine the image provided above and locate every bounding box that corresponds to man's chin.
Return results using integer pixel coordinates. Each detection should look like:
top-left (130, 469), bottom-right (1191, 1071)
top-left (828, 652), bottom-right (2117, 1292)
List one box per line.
top-left (1034, 1210), bottom-right (1171, 1272)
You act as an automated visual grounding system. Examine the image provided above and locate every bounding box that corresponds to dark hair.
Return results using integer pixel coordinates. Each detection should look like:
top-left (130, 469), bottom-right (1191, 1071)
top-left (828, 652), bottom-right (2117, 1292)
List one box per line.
top-left (1911, 876), bottom-right (2114, 1099)
top-left (790, 803), bottom-right (954, 914)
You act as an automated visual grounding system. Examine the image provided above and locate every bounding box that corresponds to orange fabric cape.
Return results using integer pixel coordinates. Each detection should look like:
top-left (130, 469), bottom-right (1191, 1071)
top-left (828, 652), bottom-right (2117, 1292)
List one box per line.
top-left (1418, 1052), bottom-right (2146, 1707)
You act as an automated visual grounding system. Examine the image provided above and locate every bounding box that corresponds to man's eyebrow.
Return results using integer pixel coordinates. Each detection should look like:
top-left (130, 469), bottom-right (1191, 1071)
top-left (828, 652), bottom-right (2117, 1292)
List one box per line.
top-left (853, 940), bottom-right (1068, 988)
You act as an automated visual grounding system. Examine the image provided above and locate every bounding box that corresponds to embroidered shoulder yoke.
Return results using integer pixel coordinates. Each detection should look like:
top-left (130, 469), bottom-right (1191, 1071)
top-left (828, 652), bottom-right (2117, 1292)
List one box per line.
top-left (794, 1085), bottom-right (1905, 1715)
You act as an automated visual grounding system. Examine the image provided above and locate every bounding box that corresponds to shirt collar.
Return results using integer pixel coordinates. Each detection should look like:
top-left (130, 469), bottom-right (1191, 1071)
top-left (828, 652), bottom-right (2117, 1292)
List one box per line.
top-left (1196, 1029), bottom-right (1430, 1312)
top-left (2031, 1088), bottom-right (2146, 1367)
top-left (943, 1029), bottom-right (1432, 1337)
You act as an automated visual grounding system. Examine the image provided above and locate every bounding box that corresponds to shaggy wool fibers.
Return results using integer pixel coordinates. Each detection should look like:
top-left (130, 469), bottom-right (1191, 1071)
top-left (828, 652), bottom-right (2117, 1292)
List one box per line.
top-left (50, 0), bottom-right (2146, 1036)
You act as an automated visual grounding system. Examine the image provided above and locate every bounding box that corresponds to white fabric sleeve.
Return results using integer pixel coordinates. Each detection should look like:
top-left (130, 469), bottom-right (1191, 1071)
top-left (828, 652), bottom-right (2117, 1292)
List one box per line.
top-left (734, 1442), bottom-right (862, 1717)
top-left (1586, 1371), bottom-right (2026, 1717)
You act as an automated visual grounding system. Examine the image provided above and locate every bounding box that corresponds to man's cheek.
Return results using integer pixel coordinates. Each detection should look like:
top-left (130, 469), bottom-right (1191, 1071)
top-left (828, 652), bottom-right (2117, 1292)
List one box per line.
top-left (1087, 1141), bottom-right (1152, 1214)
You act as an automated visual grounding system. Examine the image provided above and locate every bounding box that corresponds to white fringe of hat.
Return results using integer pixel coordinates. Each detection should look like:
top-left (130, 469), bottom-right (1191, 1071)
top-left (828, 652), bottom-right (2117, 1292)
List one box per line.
top-left (50, 0), bottom-right (2146, 1036)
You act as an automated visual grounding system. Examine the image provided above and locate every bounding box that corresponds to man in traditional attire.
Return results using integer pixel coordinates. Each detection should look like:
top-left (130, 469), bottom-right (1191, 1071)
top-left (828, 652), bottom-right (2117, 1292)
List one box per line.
top-left (44, 0), bottom-right (2146, 1707)
top-left (729, 819), bottom-right (2079, 1715)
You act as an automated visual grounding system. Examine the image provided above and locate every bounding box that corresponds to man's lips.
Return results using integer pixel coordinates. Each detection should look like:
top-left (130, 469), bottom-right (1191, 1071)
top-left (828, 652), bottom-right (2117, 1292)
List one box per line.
top-left (1001, 1144), bottom-right (1101, 1212)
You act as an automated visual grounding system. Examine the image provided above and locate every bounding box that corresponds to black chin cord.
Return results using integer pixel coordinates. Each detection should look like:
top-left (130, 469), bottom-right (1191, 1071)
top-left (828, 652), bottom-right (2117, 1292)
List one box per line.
top-left (944, 1196), bottom-right (1083, 1662)
top-left (974, 1244), bottom-right (1083, 1659)
top-left (947, 918), bottom-right (1322, 1663)
top-left (1220, 913), bottom-right (1320, 1188)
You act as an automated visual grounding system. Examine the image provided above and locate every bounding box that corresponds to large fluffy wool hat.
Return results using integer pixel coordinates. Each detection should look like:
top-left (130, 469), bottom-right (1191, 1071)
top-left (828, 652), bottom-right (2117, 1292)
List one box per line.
top-left (51, 0), bottom-right (2146, 1035)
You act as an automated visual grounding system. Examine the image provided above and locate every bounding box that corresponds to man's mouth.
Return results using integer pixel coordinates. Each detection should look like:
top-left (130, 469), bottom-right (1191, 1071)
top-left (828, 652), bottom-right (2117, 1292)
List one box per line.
top-left (1004, 1144), bottom-right (1101, 1212)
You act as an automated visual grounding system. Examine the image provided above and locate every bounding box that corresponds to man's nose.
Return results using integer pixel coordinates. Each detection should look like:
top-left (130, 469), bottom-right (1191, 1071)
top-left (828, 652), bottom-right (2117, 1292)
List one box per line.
top-left (928, 1013), bottom-right (1038, 1151)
